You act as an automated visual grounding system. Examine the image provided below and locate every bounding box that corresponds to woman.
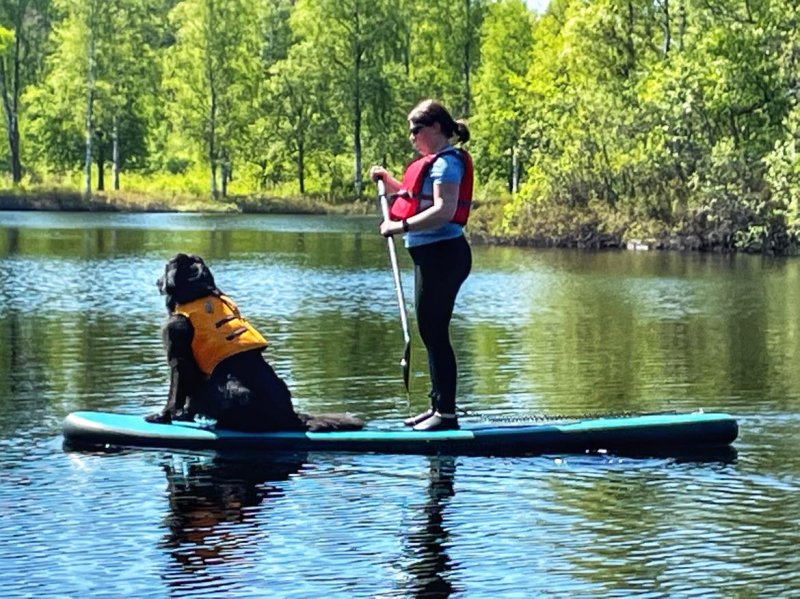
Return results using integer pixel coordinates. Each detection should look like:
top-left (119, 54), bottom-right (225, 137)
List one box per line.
top-left (369, 99), bottom-right (473, 432)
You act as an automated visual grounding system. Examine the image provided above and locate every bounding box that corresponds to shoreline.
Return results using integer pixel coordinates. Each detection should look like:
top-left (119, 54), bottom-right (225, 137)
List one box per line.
top-left (2, 189), bottom-right (796, 255)
top-left (0, 189), bottom-right (361, 215)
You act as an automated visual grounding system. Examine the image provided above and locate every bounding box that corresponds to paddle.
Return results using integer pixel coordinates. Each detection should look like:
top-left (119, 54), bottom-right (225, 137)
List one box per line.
top-left (377, 179), bottom-right (412, 391)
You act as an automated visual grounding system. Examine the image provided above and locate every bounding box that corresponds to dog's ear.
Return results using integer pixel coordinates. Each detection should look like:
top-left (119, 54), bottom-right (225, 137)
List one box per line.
top-left (186, 255), bottom-right (207, 284)
top-left (185, 255), bottom-right (216, 290)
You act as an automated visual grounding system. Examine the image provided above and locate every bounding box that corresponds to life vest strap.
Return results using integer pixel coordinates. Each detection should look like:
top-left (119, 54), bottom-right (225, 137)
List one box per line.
top-left (215, 314), bottom-right (238, 328)
top-left (225, 327), bottom-right (248, 341)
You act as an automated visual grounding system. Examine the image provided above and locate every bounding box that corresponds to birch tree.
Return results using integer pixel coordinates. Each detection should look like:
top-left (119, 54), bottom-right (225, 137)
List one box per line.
top-left (0, 0), bottom-right (51, 184)
top-left (164, 0), bottom-right (262, 198)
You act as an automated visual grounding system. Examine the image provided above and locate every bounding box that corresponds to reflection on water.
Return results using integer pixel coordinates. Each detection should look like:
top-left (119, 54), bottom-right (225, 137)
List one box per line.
top-left (157, 451), bottom-right (462, 597)
top-left (403, 456), bottom-right (458, 597)
top-left (0, 212), bottom-right (799, 596)
top-left (159, 452), bottom-right (307, 592)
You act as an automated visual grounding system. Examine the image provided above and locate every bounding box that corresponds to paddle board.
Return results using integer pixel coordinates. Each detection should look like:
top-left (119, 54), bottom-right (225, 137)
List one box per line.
top-left (62, 410), bottom-right (738, 456)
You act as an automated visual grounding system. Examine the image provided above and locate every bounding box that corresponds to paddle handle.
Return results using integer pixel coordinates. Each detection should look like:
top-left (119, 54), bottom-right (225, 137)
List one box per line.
top-left (377, 180), bottom-right (411, 345)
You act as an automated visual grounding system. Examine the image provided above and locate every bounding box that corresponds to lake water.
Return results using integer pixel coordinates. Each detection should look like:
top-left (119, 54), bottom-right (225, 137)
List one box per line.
top-left (0, 211), bottom-right (798, 596)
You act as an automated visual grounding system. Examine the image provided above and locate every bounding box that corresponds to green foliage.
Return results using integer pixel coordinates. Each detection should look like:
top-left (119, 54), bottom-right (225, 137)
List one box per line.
top-left (492, 0), bottom-right (800, 253)
top-left (764, 104), bottom-right (800, 245)
top-left (22, 0), bottom-right (162, 184)
top-left (471, 0), bottom-right (533, 190)
top-left (0, 25), bottom-right (13, 54)
top-left (2, 0), bottom-right (800, 252)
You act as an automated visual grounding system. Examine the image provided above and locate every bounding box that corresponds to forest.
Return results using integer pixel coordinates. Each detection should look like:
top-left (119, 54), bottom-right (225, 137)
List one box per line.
top-left (1, 0), bottom-right (800, 253)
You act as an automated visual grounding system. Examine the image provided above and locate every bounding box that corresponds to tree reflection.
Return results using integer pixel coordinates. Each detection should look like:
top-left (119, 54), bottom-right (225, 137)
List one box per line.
top-left (403, 455), bottom-right (459, 597)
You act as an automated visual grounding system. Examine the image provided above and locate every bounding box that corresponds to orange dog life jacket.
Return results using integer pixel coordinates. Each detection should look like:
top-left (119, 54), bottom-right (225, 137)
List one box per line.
top-left (174, 295), bottom-right (268, 375)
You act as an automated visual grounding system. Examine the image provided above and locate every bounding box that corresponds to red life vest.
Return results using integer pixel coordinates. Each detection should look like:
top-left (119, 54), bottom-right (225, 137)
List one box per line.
top-left (388, 148), bottom-right (474, 225)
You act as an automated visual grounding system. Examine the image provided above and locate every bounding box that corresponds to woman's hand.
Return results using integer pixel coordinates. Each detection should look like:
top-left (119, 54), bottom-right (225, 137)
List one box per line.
top-left (369, 166), bottom-right (401, 194)
top-left (369, 166), bottom-right (388, 182)
top-left (379, 219), bottom-right (404, 237)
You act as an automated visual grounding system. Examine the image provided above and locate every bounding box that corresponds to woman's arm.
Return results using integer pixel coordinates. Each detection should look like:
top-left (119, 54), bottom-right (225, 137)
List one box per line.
top-left (408, 181), bottom-right (459, 229)
top-left (379, 181), bottom-right (459, 236)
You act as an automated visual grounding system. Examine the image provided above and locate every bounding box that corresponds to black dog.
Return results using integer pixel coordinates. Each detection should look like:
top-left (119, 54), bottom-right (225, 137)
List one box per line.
top-left (146, 253), bottom-right (363, 433)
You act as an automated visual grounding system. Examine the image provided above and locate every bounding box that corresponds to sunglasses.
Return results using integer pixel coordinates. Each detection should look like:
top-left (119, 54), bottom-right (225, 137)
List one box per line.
top-left (409, 123), bottom-right (429, 135)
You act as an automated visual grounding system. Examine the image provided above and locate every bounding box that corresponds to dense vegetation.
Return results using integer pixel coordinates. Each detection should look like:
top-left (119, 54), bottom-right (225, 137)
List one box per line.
top-left (1, 0), bottom-right (799, 253)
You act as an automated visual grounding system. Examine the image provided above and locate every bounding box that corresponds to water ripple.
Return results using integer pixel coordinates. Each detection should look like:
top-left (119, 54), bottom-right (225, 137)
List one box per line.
top-left (2, 215), bottom-right (800, 596)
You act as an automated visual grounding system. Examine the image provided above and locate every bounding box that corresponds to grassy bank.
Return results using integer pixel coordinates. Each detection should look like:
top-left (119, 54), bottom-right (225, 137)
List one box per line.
top-left (466, 193), bottom-right (800, 255)
top-left (0, 186), bottom-right (373, 215)
top-left (3, 185), bottom-right (798, 256)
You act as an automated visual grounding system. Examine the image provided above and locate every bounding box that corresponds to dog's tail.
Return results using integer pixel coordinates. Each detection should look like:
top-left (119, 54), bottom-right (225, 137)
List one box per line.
top-left (298, 413), bottom-right (364, 432)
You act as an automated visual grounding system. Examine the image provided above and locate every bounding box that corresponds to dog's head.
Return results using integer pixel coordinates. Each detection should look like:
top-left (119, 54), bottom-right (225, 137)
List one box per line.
top-left (157, 253), bottom-right (218, 312)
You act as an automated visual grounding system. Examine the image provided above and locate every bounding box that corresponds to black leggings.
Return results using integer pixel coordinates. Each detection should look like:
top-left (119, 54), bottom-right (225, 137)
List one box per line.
top-left (408, 235), bottom-right (472, 413)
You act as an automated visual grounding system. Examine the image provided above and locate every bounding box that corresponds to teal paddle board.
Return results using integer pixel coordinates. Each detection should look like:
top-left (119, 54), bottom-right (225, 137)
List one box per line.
top-left (63, 410), bottom-right (738, 456)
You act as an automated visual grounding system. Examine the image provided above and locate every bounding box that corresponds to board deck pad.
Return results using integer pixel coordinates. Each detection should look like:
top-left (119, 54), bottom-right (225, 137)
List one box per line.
top-left (63, 411), bottom-right (738, 457)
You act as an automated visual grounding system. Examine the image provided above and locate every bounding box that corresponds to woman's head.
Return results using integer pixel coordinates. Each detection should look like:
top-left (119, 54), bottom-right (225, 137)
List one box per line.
top-left (408, 99), bottom-right (470, 151)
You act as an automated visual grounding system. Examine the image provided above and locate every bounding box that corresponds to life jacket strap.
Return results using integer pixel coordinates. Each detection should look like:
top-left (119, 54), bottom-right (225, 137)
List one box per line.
top-left (225, 327), bottom-right (249, 341)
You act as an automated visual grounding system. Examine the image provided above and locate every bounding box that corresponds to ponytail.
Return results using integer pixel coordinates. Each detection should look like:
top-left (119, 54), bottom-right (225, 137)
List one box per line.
top-left (454, 120), bottom-right (470, 144)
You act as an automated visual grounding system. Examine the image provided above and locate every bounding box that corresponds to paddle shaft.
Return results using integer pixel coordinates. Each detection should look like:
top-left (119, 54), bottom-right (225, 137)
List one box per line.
top-left (377, 180), bottom-right (412, 387)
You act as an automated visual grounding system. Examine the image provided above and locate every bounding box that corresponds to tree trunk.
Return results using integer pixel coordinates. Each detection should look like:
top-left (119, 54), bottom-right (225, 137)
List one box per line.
top-left (95, 125), bottom-right (105, 191)
top-left (84, 26), bottom-right (96, 199)
top-left (511, 144), bottom-right (520, 194)
top-left (0, 70), bottom-right (22, 184)
top-left (221, 156), bottom-right (228, 198)
top-left (0, 5), bottom-right (25, 184)
top-left (112, 116), bottom-right (120, 190)
top-left (354, 89), bottom-right (362, 197)
top-left (297, 137), bottom-right (305, 195)
top-left (257, 160), bottom-right (267, 190)
top-left (10, 33), bottom-right (22, 183)
top-left (207, 42), bottom-right (218, 199)
top-left (463, 0), bottom-right (471, 116)
top-left (7, 117), bottom-right (21, 183)
top-left (352, 12), bottom-right (363, 198)
top-left (96, 153), bottom-right (105, 191)
top-left (0, 76), bottom-right (22, 183)
top-left (662, 0), bottom-right (671, 55)
top-left (624, 0), bottom-right (636, 77)
top-left (209, 97), bottom-right (218, 199)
